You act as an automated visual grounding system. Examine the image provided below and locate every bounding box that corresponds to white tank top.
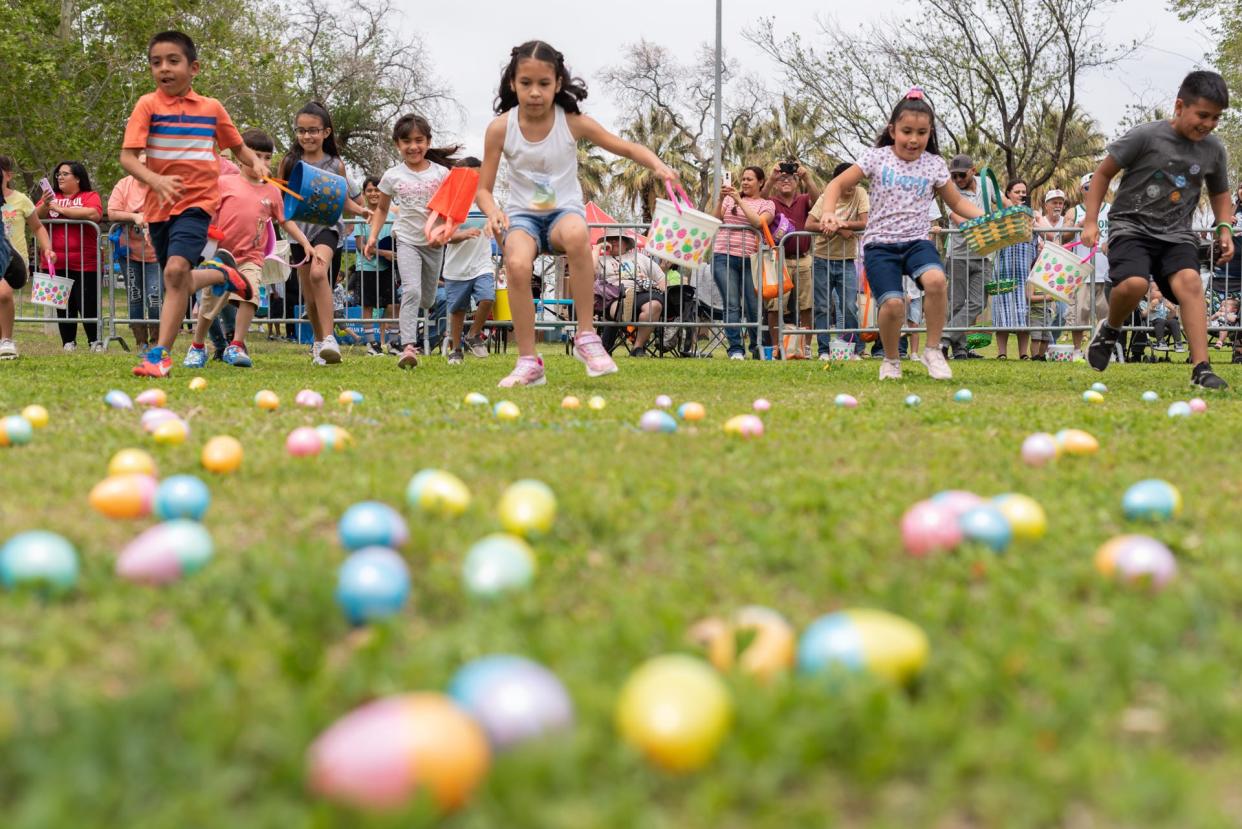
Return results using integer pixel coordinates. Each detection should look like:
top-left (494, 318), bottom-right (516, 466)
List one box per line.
top-left (503, 105), bottom-right (584, 215)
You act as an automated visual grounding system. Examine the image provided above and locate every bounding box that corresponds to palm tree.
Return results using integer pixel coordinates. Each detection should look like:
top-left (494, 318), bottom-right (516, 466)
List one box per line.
top-left (576, 139), bottom-right (610, 204)
top-left (613, 107), bottom-right (700, 220)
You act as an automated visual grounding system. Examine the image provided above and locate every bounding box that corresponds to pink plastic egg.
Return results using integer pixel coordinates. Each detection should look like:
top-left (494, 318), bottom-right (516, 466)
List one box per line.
top-left (930, 489), bottom-right (985, 520)
top-left (1188, 397), bottom-right (1207, 414)
top-left (753, 398), bottom-right (771, 412)
top-left (900, 499), bottom-right (963, 557)
top-left (1021, 432), bottom-right (1059, 467)
top-left (295, 389), bottom-right (325, 409)
top-left (140, 408), bottom-right (179, 434)
top-left (286, 426), bottom-right (324, 457)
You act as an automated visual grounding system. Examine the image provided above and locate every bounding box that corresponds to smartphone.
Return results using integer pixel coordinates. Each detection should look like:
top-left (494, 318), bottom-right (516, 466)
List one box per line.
top-left (38, 177), bottom-right (54, 199)
top-left (722, 170), bottom-right (732, 187)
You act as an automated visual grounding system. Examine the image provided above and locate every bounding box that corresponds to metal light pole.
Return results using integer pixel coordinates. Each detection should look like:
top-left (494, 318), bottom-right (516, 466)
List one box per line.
top-left (712, 0), bottom-right (722, 206)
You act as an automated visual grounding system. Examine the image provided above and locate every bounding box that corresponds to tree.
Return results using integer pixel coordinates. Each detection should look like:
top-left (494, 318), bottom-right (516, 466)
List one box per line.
top-left (576, 140), bottom-right (610, 205)
top-left (601, 40), bottom-right (762, 209)
top-left (611, 107), bottom-right (701, 223)
top-left (747, 0), bottom-right (1137, 188)
top-left (1170, 0), bottom-right (1242, 167)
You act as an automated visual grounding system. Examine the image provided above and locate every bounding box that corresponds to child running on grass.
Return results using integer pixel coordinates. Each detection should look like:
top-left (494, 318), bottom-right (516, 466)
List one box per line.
top-left (476, 40), bottom-right (679, 387)
top-left (183, 129), bottom-right (319, 369)
top-left (123, 30), bottom-right (266, 378)
top-left (1082, 70), bottom-right (1235, 389)
top-left (818, 88), bottom-right (984, 381)
top-left (363, 114), bottom-right (458, 369)
top-left (440, 157), bottom-right (496, 365)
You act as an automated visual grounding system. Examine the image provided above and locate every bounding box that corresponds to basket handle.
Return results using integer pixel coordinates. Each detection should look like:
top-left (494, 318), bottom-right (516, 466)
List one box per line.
top-left (1064, 240), bottom-right (1098, 264)
top-left (664, 180), bottom-right (693, 215)
top-left (977, 167), bottom-right (1002, 213)
top-left (759, 216), bottom-right (777, 247)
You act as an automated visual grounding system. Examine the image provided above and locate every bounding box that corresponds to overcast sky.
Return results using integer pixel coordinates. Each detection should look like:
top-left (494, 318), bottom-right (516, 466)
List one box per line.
top-left (405, 0), bottom-right (1217, 158)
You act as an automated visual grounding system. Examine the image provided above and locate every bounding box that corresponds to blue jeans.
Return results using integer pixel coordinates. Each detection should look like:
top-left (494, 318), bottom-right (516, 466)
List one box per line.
top-left (813, 257), bottom-right (860, 354)
top-left (712, 253), bottom-right (761, 356)
top-left (125, 259), bottom-right (163, 327)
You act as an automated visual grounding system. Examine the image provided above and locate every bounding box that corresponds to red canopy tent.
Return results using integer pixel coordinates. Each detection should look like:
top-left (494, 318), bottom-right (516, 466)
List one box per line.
top-left (585, 201), bottom-right (646, 247)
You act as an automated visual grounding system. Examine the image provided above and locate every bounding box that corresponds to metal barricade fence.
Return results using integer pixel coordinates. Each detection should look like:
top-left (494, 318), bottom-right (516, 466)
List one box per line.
top-left (13, 218), bottom-right (105, 349)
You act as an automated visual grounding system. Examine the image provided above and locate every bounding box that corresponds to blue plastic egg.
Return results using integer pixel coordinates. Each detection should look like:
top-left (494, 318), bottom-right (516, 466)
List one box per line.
top-left (959, 505), bottom-right (1013, 553)
top-left (0, 531), bottom-right (78, 592)
top-left (954, 389), bottom-right (973, 403)
top-left (448, 655), bottom-right (574, 750)
top-left (1141, 390), bottom-right (1158, 402)
top-left (1, 415), bottom-right (33, 447)
top-left (1122, 479), bottom-right (1183, 522)
top-left (639, 409), bottom-right (678, 433)
top-left (1091, 382), bottom-right (1108, 393)
top-left (338, 501), bottom-right (409, 551)
top-left (153, 474), bottom-right (211, 521)
top-left (335, 547), bottom-right (410, 625)
top-left (905, 394), bottom-right (921, 407)
top-left (463, 534), bottom-right (535, 598)
top-left (797, 609), bottom-right (929, 685)
top-left (1167, 401), bottom-right (1192, 418)
top-left (104, 389), bottom-right (134, 409)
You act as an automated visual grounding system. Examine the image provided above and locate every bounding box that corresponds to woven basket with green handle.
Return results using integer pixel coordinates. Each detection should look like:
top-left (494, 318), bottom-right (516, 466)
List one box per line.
top-left (959, 167), bottom-right (1034, 256)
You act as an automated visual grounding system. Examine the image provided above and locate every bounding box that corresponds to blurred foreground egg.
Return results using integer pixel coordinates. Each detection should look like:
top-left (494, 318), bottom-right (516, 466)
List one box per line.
top-left (1095, 535), bottom-right (1177, 590)
top-left (188, 377), bottom-right (208, 391)
top-left (201, 435), bottom-right (243, 474)
top-left (336, 547), bottom-right (410, 624)
top-left (1055, 429), bottom-right (1098, 456)
top-left (116, 520), bottom-right (213, 585)
top-left (339, 390), bottom-right (364, 406)
top-left (295, 389), bottom-right (324, 408)
top-left (900, 499), bottom-right (962, 556)
top-left (153, 474), bottom-right (211, 521)
top-left (991, 493), bottom-right (1047, 542)
top-left (152, 417), bottom-right (189, 445)
top-left (89, 473), bottom-right (156, 519)
top-left (1021, 432), bottom-right (1059, 467)
top-left (463, 534), bottom-right (535, 598)
top-left (109, 448), bottom-right (157, 477)
top-left (677, 401), bottom-right (706, 421)
top-left (406, 469), bottom-right (471, 518)
top-left (20, 405), bottom-right (48, 429)
top-left (798, 608), bottom-right (929, 685)
top-left (449, 655), bottom-right (574, 750)
top-left (464, 392), bottom-right (489, 407)
top-left (135, 388), bottom-right (167, 408)
top-left (616, 655), bottom-right (731, 773)
top-left (723, 414), bottom-right (764, 438)
top-left (104, 390), bottom-right (134, 409)
top-left (1122, 479), bottom-right (1182, 522)
top-left (587, 396), bottom-right (606, 411)
top-left (690, 605), bottom-right (795, 683)
top-left (493, 400), bottom-right (521, 421)
top-left (0, 415), bottom-right (33, 447)
top-left (560, 395), bottom-right (580, 410)
top-left (254, 389), bottom-right (280, 411)
top-left (639, 409), bottom-right (677, 433)
top-left (497, 480), bottom-right (556, 538)
top-left (285, 426), bottom-right (324, 457)
top-left (338, 501), bottom-right (409, 551)
top-left (0, 531), bottom-right (78, 592)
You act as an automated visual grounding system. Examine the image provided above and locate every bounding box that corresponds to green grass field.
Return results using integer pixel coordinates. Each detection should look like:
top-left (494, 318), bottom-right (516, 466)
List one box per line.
top-left (3, 334), bottom-right (1242, 828)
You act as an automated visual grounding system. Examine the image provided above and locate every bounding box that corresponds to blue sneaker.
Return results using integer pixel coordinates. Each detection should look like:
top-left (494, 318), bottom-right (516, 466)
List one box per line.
top-left (183, 346), bottom-right (208, 368)
top-left (223, 344), bottom-right (252, 367)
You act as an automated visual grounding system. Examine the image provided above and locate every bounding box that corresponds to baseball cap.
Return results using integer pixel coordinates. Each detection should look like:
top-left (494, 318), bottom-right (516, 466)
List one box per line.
top-left (1044, 189), bottom-right (1066, 203)
top-left (1079, 173), bottom-right (1093, 190)
top-left (948, 154), bottom-right (974, 173)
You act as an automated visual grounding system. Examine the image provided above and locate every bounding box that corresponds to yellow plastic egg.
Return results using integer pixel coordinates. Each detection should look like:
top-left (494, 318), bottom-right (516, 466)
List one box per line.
top-left (991, 493), bottom-right (1048, 542)
top-left (587, 396), bottom-right (607, 411)
top-left (108, 448), bottom-right (157, 478)
top-left (406, 469), bottom-right (472, 518)
top-left (497, 479), bottom-right (556, 538)
top-left (254, 389), bottom-right (280, 411)
top-left (152, 418), bottom-right (189, 445)
top-left (20, 405), bottom-right (49, 429)
top-left (201, 435), bottom-right (243, 474)
top-left (616, 655), bottom-right (732, 772)
top-left (188, 377), bottom-right (208, 391)
top-left (493, 400), bottom-right (521, 421)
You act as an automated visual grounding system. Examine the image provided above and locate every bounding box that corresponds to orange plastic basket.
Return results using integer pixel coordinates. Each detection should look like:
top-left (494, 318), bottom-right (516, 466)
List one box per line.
top-left (424, 168), bottom-right (480, 245)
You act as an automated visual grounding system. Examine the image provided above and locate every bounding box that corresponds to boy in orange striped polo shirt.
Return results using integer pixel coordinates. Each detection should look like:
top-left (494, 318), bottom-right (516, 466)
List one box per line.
top-left (120, 30), bottom-right (269, 378)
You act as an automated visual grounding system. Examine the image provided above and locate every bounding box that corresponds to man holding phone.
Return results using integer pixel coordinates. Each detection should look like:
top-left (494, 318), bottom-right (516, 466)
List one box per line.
top-left (764, 161), bottom-right (821, 357)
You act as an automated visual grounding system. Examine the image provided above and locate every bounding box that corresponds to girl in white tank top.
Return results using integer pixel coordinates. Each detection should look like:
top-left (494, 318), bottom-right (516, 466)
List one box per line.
top-left (477, 40), bottom-right (679, 388)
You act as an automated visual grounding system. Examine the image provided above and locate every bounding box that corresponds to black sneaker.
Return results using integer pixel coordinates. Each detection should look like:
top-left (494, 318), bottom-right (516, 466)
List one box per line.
top-left (630, 347), bottom-right (647, 358)
top-left (1086, 322), bottom-right (1120, 371)
top-left (366, 341), bottom-right (384, 356)
top-left (1231, 350), bottom-right (1242, 365)
top-left (1191, 361), bottom-right (1229, 390)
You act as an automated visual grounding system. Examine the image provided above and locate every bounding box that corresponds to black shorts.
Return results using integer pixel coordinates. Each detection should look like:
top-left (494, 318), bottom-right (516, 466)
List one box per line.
top-left (289, 228), bottom-right (340, 265)
top-left (358, 268), bottom-right (395, 307)
top-left (2, 250), bottom-right (26, 291)
top-left (1107, 236), bottom-right (1200, 303)
top-left (150, 207), bottom-right (211, 267)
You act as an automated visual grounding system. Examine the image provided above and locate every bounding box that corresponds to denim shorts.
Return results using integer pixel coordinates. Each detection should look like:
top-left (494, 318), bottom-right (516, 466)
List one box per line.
top-left (863, 240), bottom-right (943, 305)
top-left (444, 272), bottom-right (496, 313)
top-left (150, 207), bottom-right (211, 267)
top-left (505, 208), bottom-right (585, 255)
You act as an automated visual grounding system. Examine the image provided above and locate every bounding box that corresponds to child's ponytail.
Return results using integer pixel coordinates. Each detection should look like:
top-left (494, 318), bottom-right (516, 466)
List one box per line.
top-left (875, 87), bottom-right (941, 156)
top-left (392, 114), bottom-right (460, 168)
top-left (493, 40), bottom-right (589, 115)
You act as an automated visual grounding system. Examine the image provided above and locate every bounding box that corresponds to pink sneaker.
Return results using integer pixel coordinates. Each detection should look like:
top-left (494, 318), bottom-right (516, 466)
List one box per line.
top-left (572, 331), bottom-right (618, 377)
top-left (498, 356), bottom-right (546, 387)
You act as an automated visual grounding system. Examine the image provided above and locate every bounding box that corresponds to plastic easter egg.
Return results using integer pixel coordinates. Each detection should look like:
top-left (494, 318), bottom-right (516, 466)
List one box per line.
top-left (1082, 390), bottom-right (1104, 405)
top-left (338, 501), bottom-right (409, 551)
top-left (1055, 428), bottom-right (1099, 456)
top-left (497, 479), bottom-right (556, 538)
top-left (140, 407), bottom-right (179, 434)
top-left (587, 395), bottom-right (607, 411)
top-left (656, 395), bottom-right (674, 409)
top-left (315, 424), bottom-right (354, 452)
top-left (336, 547), bottom-right (410, 624)
top-left (0, 531), bottom-right (78, 592)
top-left (201, 435), bottom-right (244, 474)
top-left (285, 426), bottom-right (324, 457)
top-left (1141, 390), bottom-right (1159, 402)
top-left (690, 605), bottom-right (795, 683)
top-left (1090, 382), bottom-right (1108, 393)
top-left (0, 415), bottom-right (33, 447)
top-left (639, 409), bottom-right (678, 433)
top-left (954, 388), bottom-right (973, 403)
top-left (1122, 479), bottom-right (1183, 522)
top-left (254, 389), bottom-right (280, 411)
top-left (958, 505), bottom-right (1013, 553)
top-left (677, 402), bottom-right (706, 421)
top-left (462, 533), bottom-right (536, 598)
top-left (153, 474), bottom-right (211, 521)
top-left (1167, 401), bottom-right (1192, 418)
top-left (307, 693), bottom-right (490, 812)
top-left (931, 489), bottom-right (986, 520)
top-left (152, 417), bottom-right (189, 445)
top-left (104, 390), bottom-right (134, 409)
top-left (109, 448), bottom-right (157, 477)
top-left (722, 414), bottom-right (764, 438)
top-left (560, 395), bottom-right (580, 410)
top-left (339, 390), bottom-right (363, 406)
top-left (406, 469), bottom-right (472, 518)
top-left (188, 377), bottom-right (208, 391)
top-left (901, 499), bottom-right (963, 556)
top-left (493, 400), bottom-right (521, 421)
top-left (834, 393), bottom-right (858, 408)
top-left (905, 394), bottom-right (921, 407)
top-left (1095, 534), bottom-right (1178, 590)
top-left (616, 655), bottom-right (732, 772)
top-left (1021, 432), bottom-right (1059, 467)
top-left (464, 392), bottom-right (489, 407)
top-left (991, 493), bottom-right (1047, 542)
top-left (1189, 397), bottom-right (1207, 414)
top-left (449, 655), bottom-right (574, 750)
top-left (135, 388), bottom-right (167, 408)
top-left (752, 397), bottom-right (771, 412)
top-left (20, 405), bottom-right (48, 429)
top-left (295, 389), bottom-right (324, 408)
top-left (116, 520), bottom-right (214, 585)
top-left (797, 608), bottom-right (929, 685)
top-left (89, 473), bottom-right (157, 519)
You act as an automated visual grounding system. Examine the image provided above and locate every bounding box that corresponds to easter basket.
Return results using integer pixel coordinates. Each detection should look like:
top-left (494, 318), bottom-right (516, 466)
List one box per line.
top-left (1028, 241), bottom-right (1096, 304)
top-left (645, 181), bottom-right (722, 268)
top-left (29, 262), bottom-right (73, 310)
top-left (958, 167), bottom-right (1034, 256)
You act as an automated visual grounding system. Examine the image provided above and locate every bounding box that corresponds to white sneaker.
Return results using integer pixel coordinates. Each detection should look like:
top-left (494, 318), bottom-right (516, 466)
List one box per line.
top-left (818, 352), bottom-right (831, 361)
top-left (1071, 349), bottom-right (1085, 363)
top-left (311, 341), bottom-right (327, 366)
top-left (922, 346), bottom-right (953, 380)
top-left (729, 352), bottom-right (745, 361)
top-left (879, 358), bottom-right (902, 380)
top-left (0, 339), bottom-right (17, 360)
top-left (63, 342), bottom-right (77, 352)
top-left (319, 335), bottom-right (342, 364)
top-left (89, 341), bottom-right (106, 353)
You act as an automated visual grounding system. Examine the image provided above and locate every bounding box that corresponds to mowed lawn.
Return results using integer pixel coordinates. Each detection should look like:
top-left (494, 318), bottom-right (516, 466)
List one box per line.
top-left (3, 334), bottom-right (1242, 829)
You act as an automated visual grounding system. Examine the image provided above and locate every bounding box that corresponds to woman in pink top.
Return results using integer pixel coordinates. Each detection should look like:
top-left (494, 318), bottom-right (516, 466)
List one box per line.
top-left (713, 166), bottom-right (775, 359)
top-left (36, 160), bottom-right (103, 351)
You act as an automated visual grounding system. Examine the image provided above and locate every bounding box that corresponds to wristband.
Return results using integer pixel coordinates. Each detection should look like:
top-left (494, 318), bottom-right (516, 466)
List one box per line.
top-left (1217, 222), bottom-right (1235, 235)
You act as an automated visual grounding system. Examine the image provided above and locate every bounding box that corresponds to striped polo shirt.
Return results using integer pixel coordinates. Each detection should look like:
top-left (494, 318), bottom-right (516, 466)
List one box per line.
top-left (122, 88), bottom-right (244, 223)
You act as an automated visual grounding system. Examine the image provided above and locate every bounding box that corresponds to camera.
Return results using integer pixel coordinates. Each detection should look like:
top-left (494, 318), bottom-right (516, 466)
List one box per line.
top-left (779, 161), bottom-right (798, 175)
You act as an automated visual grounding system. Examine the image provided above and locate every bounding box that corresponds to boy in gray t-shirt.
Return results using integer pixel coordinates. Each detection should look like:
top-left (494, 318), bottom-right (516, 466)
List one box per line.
top-left (1081, 70), bottom-right (1236, 390)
